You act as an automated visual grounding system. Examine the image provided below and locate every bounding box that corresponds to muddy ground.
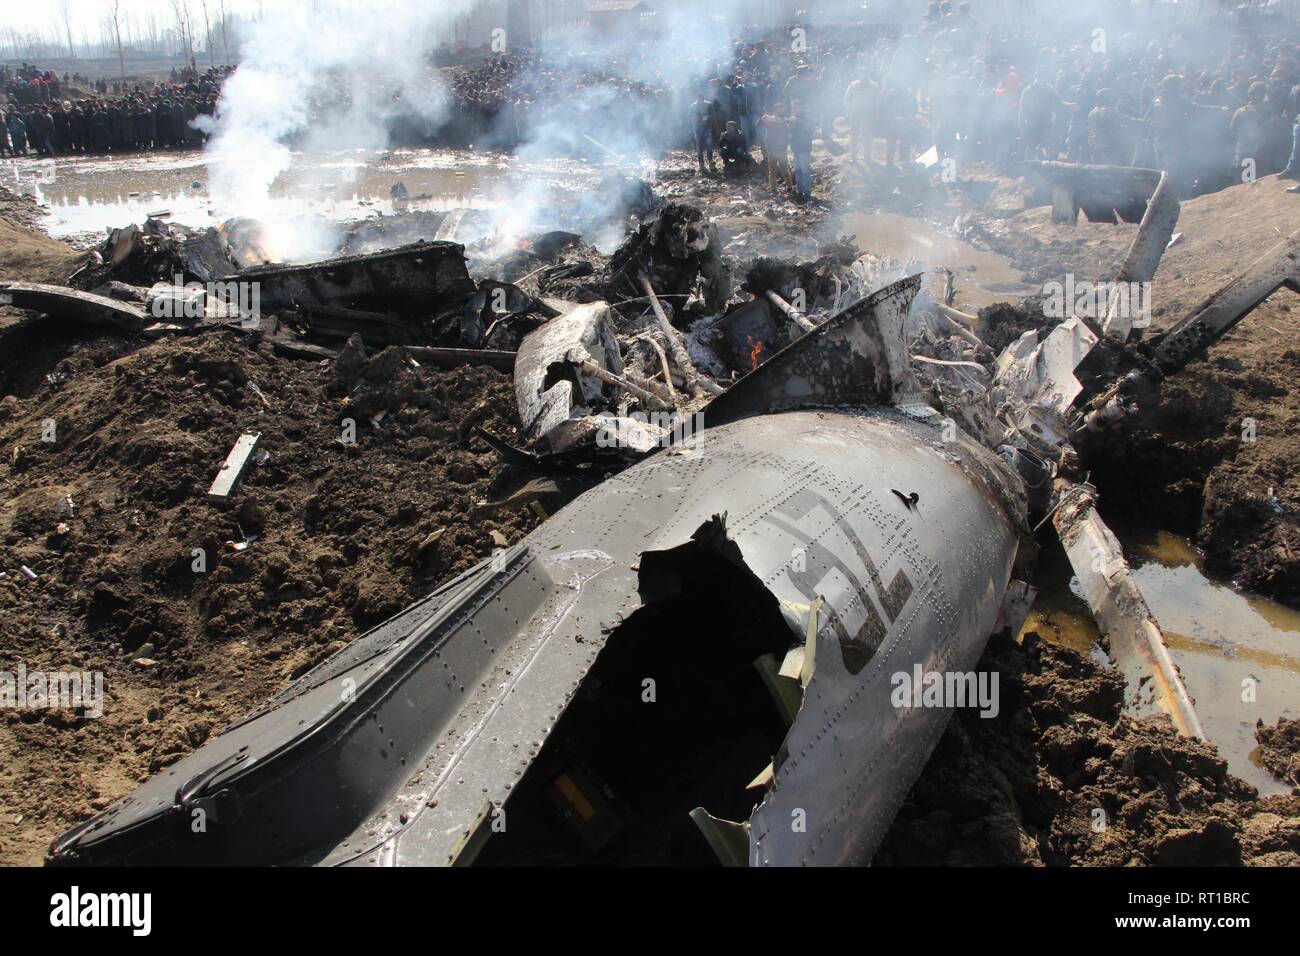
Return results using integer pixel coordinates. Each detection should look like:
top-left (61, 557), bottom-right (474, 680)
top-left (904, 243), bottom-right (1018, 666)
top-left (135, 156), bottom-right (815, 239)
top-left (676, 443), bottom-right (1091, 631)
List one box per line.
top-left (0, 148), bottom-right (1297, 866)
top-left (877, 632), bottom-right (1300, 866)
top-left (1257, 719), bottom-right (1300, 790)
top-left (0, 268), bottom-right (537, 864)
top-left (0, 189), bottom-right (80, 286)
top-left (963, 176), bottom-right (1300, 607)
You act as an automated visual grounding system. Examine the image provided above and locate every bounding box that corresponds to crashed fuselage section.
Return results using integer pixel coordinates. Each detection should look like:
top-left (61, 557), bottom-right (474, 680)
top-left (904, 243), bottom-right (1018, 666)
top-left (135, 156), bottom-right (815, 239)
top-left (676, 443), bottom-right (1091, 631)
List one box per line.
top-left (48, 275), bottom-right (1026, 868)
top-left (49, 406), bottom-right (1022, 867)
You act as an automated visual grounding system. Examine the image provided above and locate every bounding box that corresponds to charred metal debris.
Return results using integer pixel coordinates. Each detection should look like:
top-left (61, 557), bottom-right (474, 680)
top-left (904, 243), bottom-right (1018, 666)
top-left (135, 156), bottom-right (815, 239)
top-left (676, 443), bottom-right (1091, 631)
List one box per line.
top-left (22, 162), bottom-right (1299, 867)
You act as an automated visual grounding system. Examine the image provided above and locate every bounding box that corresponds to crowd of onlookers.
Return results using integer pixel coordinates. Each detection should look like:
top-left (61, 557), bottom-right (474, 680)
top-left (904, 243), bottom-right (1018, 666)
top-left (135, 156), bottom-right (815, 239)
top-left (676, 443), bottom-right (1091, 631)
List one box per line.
top-left (705, 6), bottom-right (1300, 204)
top-left (1, 64), bottom-right (231, 158)
top-left (5, 3), bottom-right (1299, 202)
top-left (2, 63), bottom-right (65, 104)
top-left (439, 51), bottom-right (674, 152)
top-left (436, 3), bottom-right (1300, 202)
top-left (690, 3), bottom-right (1300, 199)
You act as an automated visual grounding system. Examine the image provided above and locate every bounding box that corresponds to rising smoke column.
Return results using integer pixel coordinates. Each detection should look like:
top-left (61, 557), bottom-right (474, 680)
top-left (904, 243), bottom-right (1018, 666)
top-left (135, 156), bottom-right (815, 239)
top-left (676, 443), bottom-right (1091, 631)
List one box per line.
top-left (200, 0), bottom-right (473, 259)
top-left (485, 1), bottom-right (758, 248)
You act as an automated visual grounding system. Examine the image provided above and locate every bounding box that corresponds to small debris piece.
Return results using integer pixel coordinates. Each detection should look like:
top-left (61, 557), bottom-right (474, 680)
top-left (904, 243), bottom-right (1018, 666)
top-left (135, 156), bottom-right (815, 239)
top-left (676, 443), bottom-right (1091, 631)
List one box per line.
top-left (403, 347), bottom-right (517, 372)
top-left (271, 337), bottom-right (340, 362)
top-left (418, 529), bottom-right (446, 555)
top-left (765, 290), bottom-right (816, 334)
top-left (207, 433), bottom-right (263, 502)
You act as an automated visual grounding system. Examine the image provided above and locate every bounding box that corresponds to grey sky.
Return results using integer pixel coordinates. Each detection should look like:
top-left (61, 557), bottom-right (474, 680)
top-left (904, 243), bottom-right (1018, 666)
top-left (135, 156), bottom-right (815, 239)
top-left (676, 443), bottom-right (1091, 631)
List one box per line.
top-left (3, 0), bottom-right (346, 39)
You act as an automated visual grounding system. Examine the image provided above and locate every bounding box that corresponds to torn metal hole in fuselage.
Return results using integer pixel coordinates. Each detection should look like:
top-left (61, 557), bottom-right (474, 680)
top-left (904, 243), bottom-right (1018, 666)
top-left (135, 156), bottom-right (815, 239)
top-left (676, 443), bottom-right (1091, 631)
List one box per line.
top-left (471, 524), bottom-right (794, 866)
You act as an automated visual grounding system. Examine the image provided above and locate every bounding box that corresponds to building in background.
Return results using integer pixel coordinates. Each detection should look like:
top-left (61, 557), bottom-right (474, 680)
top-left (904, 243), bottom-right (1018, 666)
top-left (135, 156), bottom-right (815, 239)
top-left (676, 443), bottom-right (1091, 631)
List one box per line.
top-left (587, 1), bottom-right (658, 36)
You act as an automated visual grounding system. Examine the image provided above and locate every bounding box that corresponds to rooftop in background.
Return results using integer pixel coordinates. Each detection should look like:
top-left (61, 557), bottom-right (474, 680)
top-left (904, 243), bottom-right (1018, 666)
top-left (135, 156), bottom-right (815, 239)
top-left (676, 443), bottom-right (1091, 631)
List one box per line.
top-left (587, 0), bottom-right (655, 11)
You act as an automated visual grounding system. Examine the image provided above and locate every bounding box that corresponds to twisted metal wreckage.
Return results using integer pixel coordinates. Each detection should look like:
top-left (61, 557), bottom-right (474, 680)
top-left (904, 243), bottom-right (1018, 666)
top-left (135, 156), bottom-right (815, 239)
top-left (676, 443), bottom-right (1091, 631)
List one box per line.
top-left (45, 164), bottom-right (1300, 867)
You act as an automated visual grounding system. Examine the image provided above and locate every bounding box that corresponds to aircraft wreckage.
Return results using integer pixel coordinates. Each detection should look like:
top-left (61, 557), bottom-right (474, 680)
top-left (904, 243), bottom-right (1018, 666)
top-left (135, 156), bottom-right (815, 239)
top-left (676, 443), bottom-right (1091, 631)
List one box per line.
top-left (45, 162), bottom-right (1299, 867)
top-left (49, 276), bottom-right (1033, 867)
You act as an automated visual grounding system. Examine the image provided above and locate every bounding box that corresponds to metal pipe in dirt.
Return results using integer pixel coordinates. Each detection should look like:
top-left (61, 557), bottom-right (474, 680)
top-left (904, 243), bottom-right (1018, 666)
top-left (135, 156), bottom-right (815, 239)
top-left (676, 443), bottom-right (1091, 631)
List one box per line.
top-left (1052, 480), bottom-right (1205, 739)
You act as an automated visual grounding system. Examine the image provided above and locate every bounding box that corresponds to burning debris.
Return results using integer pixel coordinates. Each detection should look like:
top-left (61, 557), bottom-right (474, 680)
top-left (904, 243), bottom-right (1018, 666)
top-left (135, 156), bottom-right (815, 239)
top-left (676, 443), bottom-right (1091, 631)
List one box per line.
top-left (78, 215), bottom-right (272, 291)
top-left (608, 203), bottom-right (731, 316)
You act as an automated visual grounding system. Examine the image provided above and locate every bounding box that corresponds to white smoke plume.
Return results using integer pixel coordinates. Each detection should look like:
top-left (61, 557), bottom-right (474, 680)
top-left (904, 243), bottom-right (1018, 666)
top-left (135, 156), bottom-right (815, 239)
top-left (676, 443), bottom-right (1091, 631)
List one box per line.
top-left (200, 0), bottom-right (473, 260)
top-left (482, 1), bottom-right (765, 248)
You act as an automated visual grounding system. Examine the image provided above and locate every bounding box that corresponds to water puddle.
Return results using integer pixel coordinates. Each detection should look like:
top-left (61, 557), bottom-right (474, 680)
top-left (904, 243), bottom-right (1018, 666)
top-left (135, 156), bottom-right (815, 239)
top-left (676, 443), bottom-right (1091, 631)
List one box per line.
top-left (1024, 528), bottom-right (1300, 795)
top-left (2, 147), bottom-right (613, 244)
top-left (838, 210), bottom-right (1037, 311)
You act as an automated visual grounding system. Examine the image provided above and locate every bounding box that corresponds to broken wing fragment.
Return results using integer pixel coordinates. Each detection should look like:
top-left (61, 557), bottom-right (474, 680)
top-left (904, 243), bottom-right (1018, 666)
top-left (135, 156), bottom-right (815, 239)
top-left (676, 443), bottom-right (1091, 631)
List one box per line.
top-left (236, 240), bottom-right (476, 315)
top-left (513, 301), bottom-right (623, 452)
top-left (0, 281), bottom-right (147, 332)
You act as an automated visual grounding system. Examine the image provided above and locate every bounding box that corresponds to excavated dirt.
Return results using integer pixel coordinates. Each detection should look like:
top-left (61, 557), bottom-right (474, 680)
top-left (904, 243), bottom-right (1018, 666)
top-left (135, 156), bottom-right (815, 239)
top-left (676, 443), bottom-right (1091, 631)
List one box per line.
top-left (1256, 718), bottom-right (1300, 790)
top-left (974, 177), bottom-right (1300, 607)
top-left (0, 310), bottom-right (534, 865)
top-left (0, 190), bottom-right (81, 288)
top-left (877, 633), bottom-right (1300, 867)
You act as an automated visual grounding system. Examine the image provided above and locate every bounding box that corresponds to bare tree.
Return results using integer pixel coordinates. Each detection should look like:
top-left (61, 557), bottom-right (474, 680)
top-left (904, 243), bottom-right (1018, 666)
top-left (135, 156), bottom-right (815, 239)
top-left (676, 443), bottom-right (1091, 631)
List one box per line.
top-left (57, 0), bottom-right (76, 58)
top-left (199, 0), bottom-right (215, 68)
top-left (170, 0), bottom-right (196, 68)
top-left (217, 0), bottom-right (230, 65)
top-left (143, 11), bottom-right (162, 53)
top-left (106, 0), bottom-right (127, 80)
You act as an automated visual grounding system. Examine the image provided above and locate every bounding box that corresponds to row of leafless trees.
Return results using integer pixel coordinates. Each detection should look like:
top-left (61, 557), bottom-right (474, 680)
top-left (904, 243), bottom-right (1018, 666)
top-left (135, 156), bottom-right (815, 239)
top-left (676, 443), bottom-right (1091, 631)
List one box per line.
top-left (1, 0), bottom-right (253, 75)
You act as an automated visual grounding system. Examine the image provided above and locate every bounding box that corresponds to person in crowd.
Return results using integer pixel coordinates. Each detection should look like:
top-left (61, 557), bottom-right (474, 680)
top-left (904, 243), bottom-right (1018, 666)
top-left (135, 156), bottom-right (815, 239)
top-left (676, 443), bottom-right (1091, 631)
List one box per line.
top-left (1018, 71), bottom-right (1068, 161)
top-left (691, 89), bottom-right (721, 175)
top-left (759, 102), bottom-right (792, 193)
top-left (789, 98), bottom-right (815, 201)
top-left (718, 120), bottom-right (752, 175)
top-left (7, 110), bottom-right (28, 155)
top-left (844, 70), bottom-right (878, 162)
top-left (1279, 109), bottom-right (1300, 192)
top-left (1231, 82), bottom-right (1272, 171)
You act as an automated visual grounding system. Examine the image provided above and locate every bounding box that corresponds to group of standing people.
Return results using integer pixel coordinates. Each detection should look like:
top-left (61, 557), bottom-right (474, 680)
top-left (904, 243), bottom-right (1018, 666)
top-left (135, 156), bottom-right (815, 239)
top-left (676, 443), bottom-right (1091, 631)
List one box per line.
top-left (1, 64), bottom-right (230, 159)
top-left (691, 63), bottom-right (823, 202)
top-left (442, 50), bottom-right (674, 152)
top-left (2, 63), bottom-right (63, 105)
top-left (686, 10), bottom-right (982, 201)
top-left (686, 2), bottom-right (1300, 202)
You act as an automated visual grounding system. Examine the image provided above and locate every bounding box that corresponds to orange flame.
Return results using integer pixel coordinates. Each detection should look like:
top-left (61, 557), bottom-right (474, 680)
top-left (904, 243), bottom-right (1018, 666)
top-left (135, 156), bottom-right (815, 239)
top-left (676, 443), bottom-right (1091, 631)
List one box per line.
top-left (748, 337), bottom-right (763, 370)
